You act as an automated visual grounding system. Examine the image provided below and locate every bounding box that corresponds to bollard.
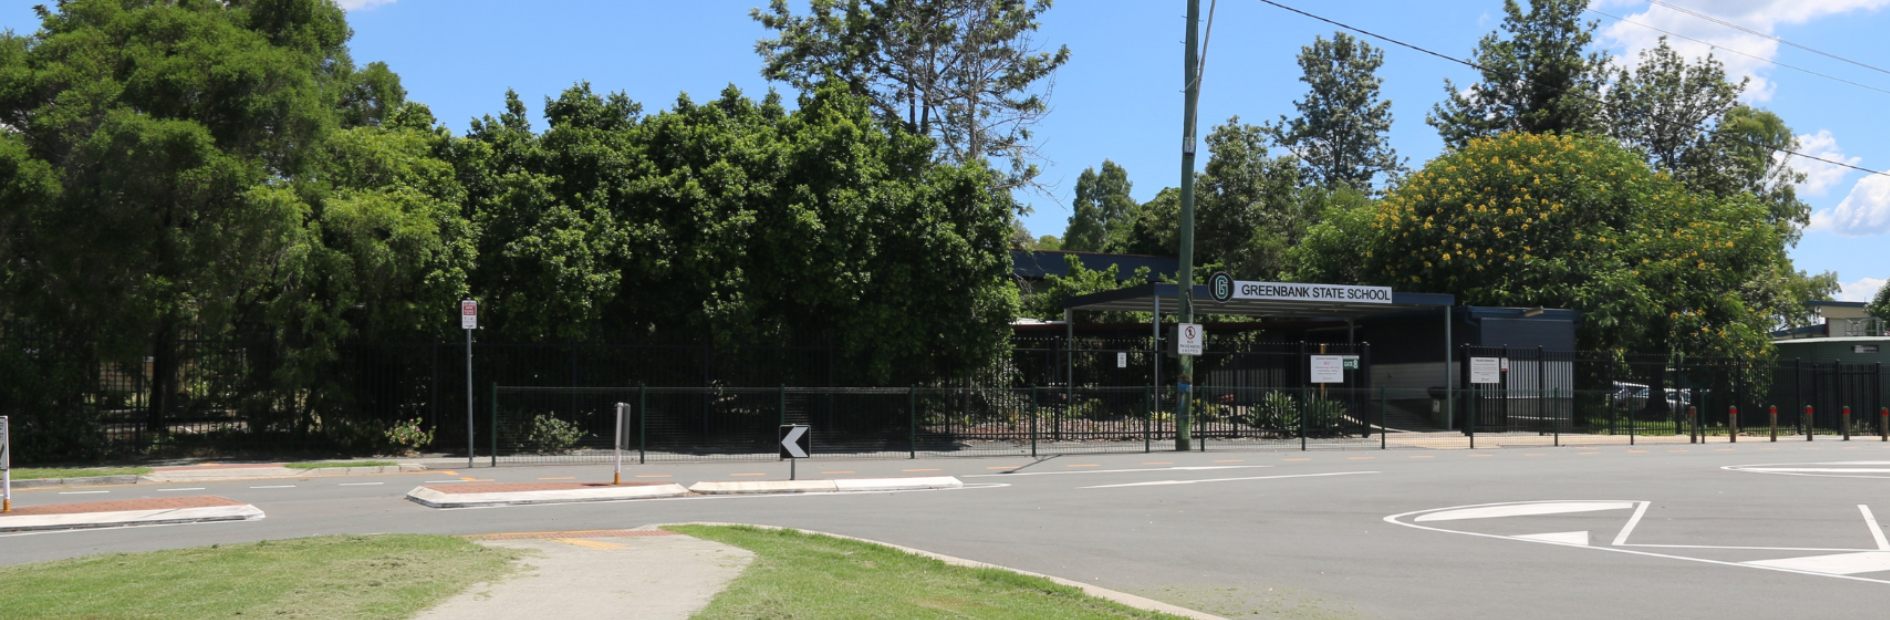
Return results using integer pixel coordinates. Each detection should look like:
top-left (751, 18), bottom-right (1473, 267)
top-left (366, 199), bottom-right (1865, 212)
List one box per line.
top-left (1843, 406), bottom-right (1852, 441)
top-left (1882, 407), bottom-right (1888, 442)
top-left (1729, 406), bottom-right (1738, 443)
top-left (1806, 405), bottom-right (1815, 441)
top-left (1769, 405), bottom-right (1778, 442)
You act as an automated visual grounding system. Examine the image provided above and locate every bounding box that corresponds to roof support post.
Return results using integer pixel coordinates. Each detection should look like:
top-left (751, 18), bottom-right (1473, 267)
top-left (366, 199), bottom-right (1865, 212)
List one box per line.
top-left (1444, 306), bottom-right (1454, 431)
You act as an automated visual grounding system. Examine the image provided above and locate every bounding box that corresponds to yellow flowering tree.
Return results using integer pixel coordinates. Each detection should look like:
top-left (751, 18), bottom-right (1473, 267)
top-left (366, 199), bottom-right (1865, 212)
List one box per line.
top-left (1293, 132), bottom-right (1779, 357)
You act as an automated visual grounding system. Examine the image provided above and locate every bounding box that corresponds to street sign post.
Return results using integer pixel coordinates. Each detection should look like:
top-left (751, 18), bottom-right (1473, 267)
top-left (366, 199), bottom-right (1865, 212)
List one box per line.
top-left (1470, 357), bottom-right (1501, 384)
top-left (613, 402), bottom-right (629, 485)
top-left (1174, 323), bottom-right (1204, 356)
top-left (1310, 356), bottom-right (1345, 384)
top-left (779, 424), bottom-right (810, 480)
top-left (461, 300), bottom-right (477, 468)
top-left (2, 415), bottom-right (10, 513)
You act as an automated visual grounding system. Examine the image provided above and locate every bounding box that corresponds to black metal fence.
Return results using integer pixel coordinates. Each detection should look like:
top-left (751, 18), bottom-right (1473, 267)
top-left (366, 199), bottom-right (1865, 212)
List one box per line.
top-left (5, 332), bottom-right (1885, 463)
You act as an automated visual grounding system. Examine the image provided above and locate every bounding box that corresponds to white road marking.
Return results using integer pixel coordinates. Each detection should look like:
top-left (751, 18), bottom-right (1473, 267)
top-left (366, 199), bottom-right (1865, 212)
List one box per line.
top-left (965, 465), bottom-right (1270, 478)
top-left (1863, 505), bottom-right (1890, 551)
top-left (339, 482), bottom-right (383, 486)
top-left (158, 487), bottom-right (205, 492)
top-left (1613, 501), bottom-right (1651, 546)
top-left (1745, 551), bottom-right (1890, 575)
top-left (1415, 501), bottom-right (1637, 523)
top-left (250, 485), bottom-right (295, 489)
top-left (1080, 471), bottom-right (1376, 489)
top-left (1514, 531), bottom-right (1589, 546)
top-left (58, 490), bottom-right (109, 495)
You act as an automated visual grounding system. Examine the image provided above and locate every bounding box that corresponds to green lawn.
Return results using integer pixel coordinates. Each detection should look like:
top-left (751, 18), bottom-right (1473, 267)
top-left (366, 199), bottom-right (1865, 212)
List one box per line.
top-left (667, 525), bottom-right (1187, 620)
top-left (284, 460), bottom-right (397, 469)
top-left (0, 535), bottom-right (522, 619)
top-left (7, 466), bottom-right (152, 480)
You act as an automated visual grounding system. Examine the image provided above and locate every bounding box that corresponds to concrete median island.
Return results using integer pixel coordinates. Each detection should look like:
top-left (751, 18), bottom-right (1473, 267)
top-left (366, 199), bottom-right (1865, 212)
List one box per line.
top-left (0, 496), bottom-right (264, 533)
top-left (404, 476), bottom-right (966, 508)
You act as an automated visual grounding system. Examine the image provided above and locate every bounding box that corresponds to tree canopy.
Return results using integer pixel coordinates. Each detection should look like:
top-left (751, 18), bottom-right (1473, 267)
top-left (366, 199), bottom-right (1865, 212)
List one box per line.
top-left (1266, 32), bottom-right (1403, 191)
top-left (1061, 160), bottom-right (1135, 252)
top-left (1428, 0), bottom-right (1608, 147)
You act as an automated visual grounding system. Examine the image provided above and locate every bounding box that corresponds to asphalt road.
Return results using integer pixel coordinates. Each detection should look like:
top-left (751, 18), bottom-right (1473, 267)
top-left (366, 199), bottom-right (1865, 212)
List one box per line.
top-left (7, 440), bottom-right (1890, 619)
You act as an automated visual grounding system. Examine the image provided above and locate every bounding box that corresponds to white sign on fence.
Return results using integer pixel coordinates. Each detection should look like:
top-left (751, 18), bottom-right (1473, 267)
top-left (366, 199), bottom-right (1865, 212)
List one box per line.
top-left (1117, 352), bottom-right (1128, 368)
top-left (1310, 355), bottom-right (1345, 384)
top-left (1470, 357), bottom-right (1502, 384)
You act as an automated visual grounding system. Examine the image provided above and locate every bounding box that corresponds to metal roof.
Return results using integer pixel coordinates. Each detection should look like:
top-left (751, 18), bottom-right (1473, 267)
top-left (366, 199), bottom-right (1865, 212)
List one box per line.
top-left (1062, 283), bottom-right (1455, 319)
top-left (1010, 250), bottom-right (1180, 282)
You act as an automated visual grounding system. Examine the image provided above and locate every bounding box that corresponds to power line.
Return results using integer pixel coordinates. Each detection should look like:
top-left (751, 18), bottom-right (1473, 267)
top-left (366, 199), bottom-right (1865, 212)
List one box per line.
top-left (1586, 7), bottom-right (1890, 98)
top-left (1645, 0), bottom-right (1890, 78)
top-left (1249, 0), bottom-right (1888, 179)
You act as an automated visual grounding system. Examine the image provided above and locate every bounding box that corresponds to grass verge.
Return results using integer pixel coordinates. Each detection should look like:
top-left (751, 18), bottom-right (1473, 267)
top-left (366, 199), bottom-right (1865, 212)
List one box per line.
top-left (666, 525), bottom-right (1187, 620)
top-left (0, 534), bottom-right (522, 619)
top-left (284, 460), bottom-right (397, 469)
top-left (8, 466), bottom-right (152, 480)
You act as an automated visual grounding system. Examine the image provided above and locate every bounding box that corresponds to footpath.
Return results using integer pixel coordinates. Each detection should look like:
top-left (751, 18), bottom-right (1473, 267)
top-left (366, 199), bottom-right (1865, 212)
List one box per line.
top-left (1, 460), bottom-right (421, 533)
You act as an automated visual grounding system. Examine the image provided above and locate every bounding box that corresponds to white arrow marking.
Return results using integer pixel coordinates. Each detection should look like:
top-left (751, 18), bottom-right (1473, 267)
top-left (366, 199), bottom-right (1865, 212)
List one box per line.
top-left (1514, 531), bottom-right (1590, 546)
top-left (781, 426), bottom-right (808, 458)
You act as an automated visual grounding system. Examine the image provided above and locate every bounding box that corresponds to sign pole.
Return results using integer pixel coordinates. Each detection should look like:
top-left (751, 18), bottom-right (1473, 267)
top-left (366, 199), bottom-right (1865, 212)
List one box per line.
top-left (2, 415), bottom-right (10, 513)
top-left (1175, 0), bottom-right (1201, 452)
top-left (614, 402), bottom-right (626, 485)
top-left (462, 300), bottom-right (477, 469)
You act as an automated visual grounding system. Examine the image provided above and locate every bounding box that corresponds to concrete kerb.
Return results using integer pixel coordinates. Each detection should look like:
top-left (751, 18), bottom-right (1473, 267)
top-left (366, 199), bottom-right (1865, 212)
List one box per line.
top-left (406, 483), bottom-right (690, 508)
top-left (404, 476), bottom-right (965, 509)
top-left (11, 475), bottom-right (146, 489)
top-left (0, 504), bottom-right (264, 533)
top-left (645, 522), bottom-right (1227, 620)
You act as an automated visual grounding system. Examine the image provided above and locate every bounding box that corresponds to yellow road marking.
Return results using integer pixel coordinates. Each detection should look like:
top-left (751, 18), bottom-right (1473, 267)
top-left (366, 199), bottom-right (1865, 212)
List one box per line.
top-left (552, 538), bottom-right (628, 550)
top-left (460, 477), bottom-right (494, 482)
top-left (1214, 459), bottom-right (1243, 463)
top-left (1143, 461), bottom-right (1174, 465)
top-left (821, 470), bottom-right (855, 474)
top-left (539, 477), bottom-right (576, 480)
top-left (904, 468), bottom-right (942, 472)
top-left (1065, 464), bottom-right (1099, 468)
top-left (635, 474), bottom-right (671, 478)
top-left (731, 473), bottom-right (766, 477)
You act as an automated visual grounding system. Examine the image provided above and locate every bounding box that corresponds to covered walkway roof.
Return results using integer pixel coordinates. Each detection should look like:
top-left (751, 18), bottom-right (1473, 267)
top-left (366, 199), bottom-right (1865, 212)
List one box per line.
top-left (1063, 283), bottom-right (1454, 319)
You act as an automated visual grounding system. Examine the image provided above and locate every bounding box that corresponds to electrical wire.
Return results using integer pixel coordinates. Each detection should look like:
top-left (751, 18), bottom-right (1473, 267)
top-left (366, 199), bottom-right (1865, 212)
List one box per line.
top-left (1645, 0), bottom-right (1890, 78)
top-left (1586, 7), bottom-right (1890, 98)
top-left (1248, 0), bottom-right (1888, 179)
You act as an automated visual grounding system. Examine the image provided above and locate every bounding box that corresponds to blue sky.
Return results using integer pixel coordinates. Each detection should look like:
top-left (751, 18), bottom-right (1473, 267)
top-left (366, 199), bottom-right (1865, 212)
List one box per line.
top-left (4, 0), bottom-right (1885, 301)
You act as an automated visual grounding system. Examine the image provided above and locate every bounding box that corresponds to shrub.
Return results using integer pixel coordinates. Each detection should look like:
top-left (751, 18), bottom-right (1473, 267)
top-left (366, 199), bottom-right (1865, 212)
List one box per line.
top-left (382, 418), bottom-right (433, 455)
top-left (523, 413), bottom-right (584, 455)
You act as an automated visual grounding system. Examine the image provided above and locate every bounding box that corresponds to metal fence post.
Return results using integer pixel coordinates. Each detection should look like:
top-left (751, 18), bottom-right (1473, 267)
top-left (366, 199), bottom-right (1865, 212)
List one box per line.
top-left (1145, 386), bottom-right (1153, 454)
top-left (1300, 384), bottom-right (1308, 452)
top-left (1553, 388), bottom-right (1560, 447)
top-left (1688, 406), bottom-right (1697, 444)
top-left (1030, 386), bottom-right (1039, 458)
top-left (909, 385), bottom-right (917, 459)
top-left (638, 385), bottom-right (647, 465)
top-left (489, 382), bottom-right (498, 467)
top-left (1468, 385), bottom-right (1477, 450)
top-left (1381, 386), bottom-right (1388, 450)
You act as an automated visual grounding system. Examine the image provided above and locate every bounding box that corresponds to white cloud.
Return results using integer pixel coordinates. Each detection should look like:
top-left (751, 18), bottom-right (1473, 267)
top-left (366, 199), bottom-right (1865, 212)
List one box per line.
top-left (1808, 174), bottom-right (1890, 236)
top-left (335, 0), bottom-right (397, 10)
top-left (1595, 0), bottom-right (1890, 102)
top-left (1836, 277), bottom-right (1886, 302)
top-left (1780, 130), bottom-right (1860, 196)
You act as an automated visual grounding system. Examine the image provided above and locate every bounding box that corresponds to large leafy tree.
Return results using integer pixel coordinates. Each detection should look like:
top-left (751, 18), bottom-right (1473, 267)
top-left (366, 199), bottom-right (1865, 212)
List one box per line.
top-left (456, 82), bottom-right (1018, 383)
top-left (1061, 160), bottom-right (1134, 252)
top-left (1194, 118), bottom-right (1305, 279)
top-left (1428, 0), bottom-right (1608, 148)
top-left (1604, 38), bottom-right (1744, 174)
top-left (751, 0), bottom-right (1070, 192)
top-left (1265, 32), bottom-right (1402, 191)
top-left (1295, 132), bottom-right (1782, 359)
top-left (0, 0), bottom-right (472, 451)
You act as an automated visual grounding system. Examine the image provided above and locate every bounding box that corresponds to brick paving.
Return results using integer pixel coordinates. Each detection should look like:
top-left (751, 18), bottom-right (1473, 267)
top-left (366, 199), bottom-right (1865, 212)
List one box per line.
top-left (425, 481), bottom-right (671, 494)
top-left (0, 495), bottom-right (244, 517)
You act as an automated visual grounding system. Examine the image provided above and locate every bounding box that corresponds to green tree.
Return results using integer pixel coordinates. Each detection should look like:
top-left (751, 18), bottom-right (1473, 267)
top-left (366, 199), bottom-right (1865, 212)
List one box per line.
top-left (1427, 0), bottom-right (1608, 148)
top-left (1062, 160), bottom-right (1134, 252)
top-left (1021, 256), bottom-right (1150, 322)
top-left (1298, 132), bottom-right (1781, 358)
top-left (1034, 235), bottom-right (1062, 250)
top-left (1604, 38), bottom-right (1744, 173)
top-left (1113, 188), bottom-right (1181, 257)
top-left (752, 0), bottom-right (1070, 192)
top-left (1870, 284), bottom-right (1890, 322)
top-left (456, 81), bottom-right (1018, 383)
top-left (1195, 118), bottom-right (1304, 279)
top-left (1266, 32), bottom-right (1402, 191)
